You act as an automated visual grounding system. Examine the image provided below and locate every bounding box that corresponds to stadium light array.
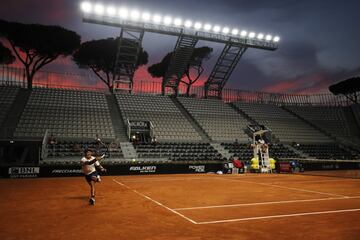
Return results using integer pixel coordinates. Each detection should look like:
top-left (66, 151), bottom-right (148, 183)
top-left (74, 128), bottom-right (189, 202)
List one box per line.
top-left (80, 1), bottom-right (280, 44)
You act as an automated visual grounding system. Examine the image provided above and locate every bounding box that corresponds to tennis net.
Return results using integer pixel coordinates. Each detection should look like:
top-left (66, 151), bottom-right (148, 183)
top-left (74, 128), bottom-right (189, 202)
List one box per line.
top-left (283, 159), bottom-right (360, 179)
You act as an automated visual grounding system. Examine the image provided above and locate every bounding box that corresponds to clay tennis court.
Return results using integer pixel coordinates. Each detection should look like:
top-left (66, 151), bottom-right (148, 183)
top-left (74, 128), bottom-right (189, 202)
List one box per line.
top-left (1, 173), bottom-right (360, 240)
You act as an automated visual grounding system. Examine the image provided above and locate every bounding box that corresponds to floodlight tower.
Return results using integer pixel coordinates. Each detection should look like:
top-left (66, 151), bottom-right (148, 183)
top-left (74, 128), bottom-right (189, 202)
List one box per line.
top-left (80, 1), bottom-right (280, 96)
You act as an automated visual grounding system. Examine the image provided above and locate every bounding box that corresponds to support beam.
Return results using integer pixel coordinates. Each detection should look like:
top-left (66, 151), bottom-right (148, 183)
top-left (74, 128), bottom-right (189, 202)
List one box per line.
top-left (113, 27), bottom-right (145, 93)
top-left (204, 43), bottom-right (247, 98)
top-left (162, 34), bottom-right (198, 95)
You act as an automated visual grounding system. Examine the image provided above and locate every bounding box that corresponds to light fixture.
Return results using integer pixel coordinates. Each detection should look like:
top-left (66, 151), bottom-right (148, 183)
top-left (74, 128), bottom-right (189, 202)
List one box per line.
top-left (130, 10), bottom-right (140, 20)
top-left (174, 18), bottom-right (182, 26)
top-left (141, 12), bottom-right (151, 21)
top-left (153, 14), bottom-right (162, 23)
top-left (106, 6), bottom-right (116, 16)
top-left (222, 27), bottom-right (230, 34)
top-left (213, 25), bottom-right (221, 32)
top-left (257, 33), bottom-right (264, 40)
top-left (184, 20), bottom-right (192, 28)
top-left (265, 34), bottom-right (272, 41)
top-left (163, 16), bottom-right (172, 25)
top-left (94, 4), bottom-right (104, 15)
top-left (204, 24), bottom-right (212, 31)
top-left (194, 22), bottom-right (202, 30)
top-left (273, 36), bottom-right (280, 42)
top-left (118, 7), bottom-right (129, 19)
top-left (248, 32), bottom-right (256, 38)
top-left (240, 30), bottom-right (247, 37)
top-left (81, 2), bottom-right (92, 13)
top-left (231, 28), bottom-right (239, 35)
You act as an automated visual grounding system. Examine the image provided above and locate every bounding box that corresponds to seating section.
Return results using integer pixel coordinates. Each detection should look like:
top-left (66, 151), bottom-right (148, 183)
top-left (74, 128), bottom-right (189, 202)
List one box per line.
top-left (234, 102), bottom-right (332, 143)
top-left (14, 88), bottom-right (115, 139)
top-left (115, 94), bottom-right (201, 141)
top-left (221, 143), bottom-right (253, 160)
top-left (178, 98), bottom-right (250, 142)
top-left (46, 140), bottom-right (123, 159)
top-left (0, 86), bottom-right (19, 126)
top-left (221, 143), bottom-right (301, 160)
top-left (1, 85), bottom-right (359, 163)
top-left (134, 142), bottom-right (224, 161)
top-left (269, 143), bottom-right (302, 159)
top-left (351, 104), bottom-right (360, 130)
top-left (293, 144), bottom-right (357, 160)
top-left (286, 106), bottom-right (360, 143)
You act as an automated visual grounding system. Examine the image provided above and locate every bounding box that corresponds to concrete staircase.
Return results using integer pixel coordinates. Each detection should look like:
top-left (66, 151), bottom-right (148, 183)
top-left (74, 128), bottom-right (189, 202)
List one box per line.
top-left (171, 97), bottom-right (211, 142)
top-left (211, 143), bottom-right (232, 160)
top-left (105, 94), bottom-right (128, 141)
top-left (120, 142), bottom-right (138, 160)
top-left (2, 88), bottom-right (31, 138)
top-left (229, 102), bottom-right (258, 125)
top-left (229, 102), bottom-right (281, 143)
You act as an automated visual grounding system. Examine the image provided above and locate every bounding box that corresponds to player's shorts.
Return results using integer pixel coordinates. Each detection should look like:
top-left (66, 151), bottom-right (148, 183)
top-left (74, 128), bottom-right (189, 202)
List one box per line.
top-left (85, 171), bottom-right (100, 183)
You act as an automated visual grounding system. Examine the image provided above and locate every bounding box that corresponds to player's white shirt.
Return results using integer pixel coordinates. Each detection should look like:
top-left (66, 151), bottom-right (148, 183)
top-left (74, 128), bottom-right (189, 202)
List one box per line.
top-left (80, 156), bottom-right (100, 175)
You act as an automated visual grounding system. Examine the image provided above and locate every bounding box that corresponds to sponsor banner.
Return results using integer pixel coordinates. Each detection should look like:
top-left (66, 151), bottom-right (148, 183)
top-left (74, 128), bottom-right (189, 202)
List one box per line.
top-left (51, 169), bottom-right (83, 174)
top-left (0, 163), bottom-right (224, 178)
top-left (129, 166), bottom-right (157, 173)
top-left (8, 167), bottom-right (40, 178)
top-left (188, 165), bottom-right (206, 173)
top-left (321, 163), bottom-right (340, 170)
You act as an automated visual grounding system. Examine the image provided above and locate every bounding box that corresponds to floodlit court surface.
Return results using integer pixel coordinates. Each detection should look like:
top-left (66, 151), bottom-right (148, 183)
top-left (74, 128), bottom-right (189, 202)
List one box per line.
top-left (1, 173), bottom-right (360, 240)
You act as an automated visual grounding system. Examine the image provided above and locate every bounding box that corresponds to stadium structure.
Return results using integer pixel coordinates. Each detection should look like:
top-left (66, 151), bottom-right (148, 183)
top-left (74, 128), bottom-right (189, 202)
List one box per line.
top-left (0, 1), bottom-right (359, 177)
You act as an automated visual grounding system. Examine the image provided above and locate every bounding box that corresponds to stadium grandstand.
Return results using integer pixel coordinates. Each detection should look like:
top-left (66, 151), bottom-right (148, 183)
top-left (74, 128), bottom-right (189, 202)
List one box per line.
top-left (0, 64), bottom-right (359, 169)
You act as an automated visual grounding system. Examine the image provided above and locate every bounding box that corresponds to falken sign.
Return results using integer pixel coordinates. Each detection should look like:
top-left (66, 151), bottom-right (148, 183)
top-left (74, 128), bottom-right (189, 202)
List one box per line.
top-left (129, 166), bottom-right (157, 173)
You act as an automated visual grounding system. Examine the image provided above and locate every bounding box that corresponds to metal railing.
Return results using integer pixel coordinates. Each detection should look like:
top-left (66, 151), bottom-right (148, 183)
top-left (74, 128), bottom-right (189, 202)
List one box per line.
top-left (0, 65), bottom-right (351, 106)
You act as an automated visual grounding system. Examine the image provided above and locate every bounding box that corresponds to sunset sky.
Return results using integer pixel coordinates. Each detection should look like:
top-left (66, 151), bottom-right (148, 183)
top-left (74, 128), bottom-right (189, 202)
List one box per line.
top-left (1, 0), bottom-right (360, 93)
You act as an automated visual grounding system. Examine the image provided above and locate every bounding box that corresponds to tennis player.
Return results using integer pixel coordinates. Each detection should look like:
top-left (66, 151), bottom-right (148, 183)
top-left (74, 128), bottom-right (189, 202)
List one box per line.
top-left (80, 149), bottom-right (106, 205)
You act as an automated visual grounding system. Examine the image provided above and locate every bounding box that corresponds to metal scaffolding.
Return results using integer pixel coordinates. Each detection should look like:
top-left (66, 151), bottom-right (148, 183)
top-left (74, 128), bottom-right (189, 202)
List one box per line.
top-left (204, 43), bottom-right (247, 98)
top-left (113, 27), bottom-right (144, 92)
top-left (82, 13), bottom-right (278, 96)
top-left (162, 34), bottom-right (198, 95)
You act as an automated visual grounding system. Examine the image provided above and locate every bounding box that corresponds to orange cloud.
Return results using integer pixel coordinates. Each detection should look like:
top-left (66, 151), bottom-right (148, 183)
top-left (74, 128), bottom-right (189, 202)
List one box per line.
top-left (262, 73), bottom-right (333, 94)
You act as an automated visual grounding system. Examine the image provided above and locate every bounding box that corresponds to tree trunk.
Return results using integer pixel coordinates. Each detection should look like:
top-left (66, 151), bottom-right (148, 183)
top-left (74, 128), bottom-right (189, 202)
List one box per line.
top-left (186, 84), bottom-right (191, 97)
top-left (109, 85), bottom-right (114, 94)
top-left (25, 68), bottom-right (33, 90)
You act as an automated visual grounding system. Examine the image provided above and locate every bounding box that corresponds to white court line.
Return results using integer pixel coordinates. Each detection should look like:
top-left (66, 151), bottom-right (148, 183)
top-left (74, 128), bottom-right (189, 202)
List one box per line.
top-left (119, 177), bottom-right (215, 183)
top-left (271, 178), bottom-right (360, 184)
top-left (112, 178), bottom-right (197, 224)
top-left (174, 196), bottom-right (360, 211)
top-left (196, 208), bottom-right (360, 225)
top-left (218, 177), bottom-right (348, 198)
